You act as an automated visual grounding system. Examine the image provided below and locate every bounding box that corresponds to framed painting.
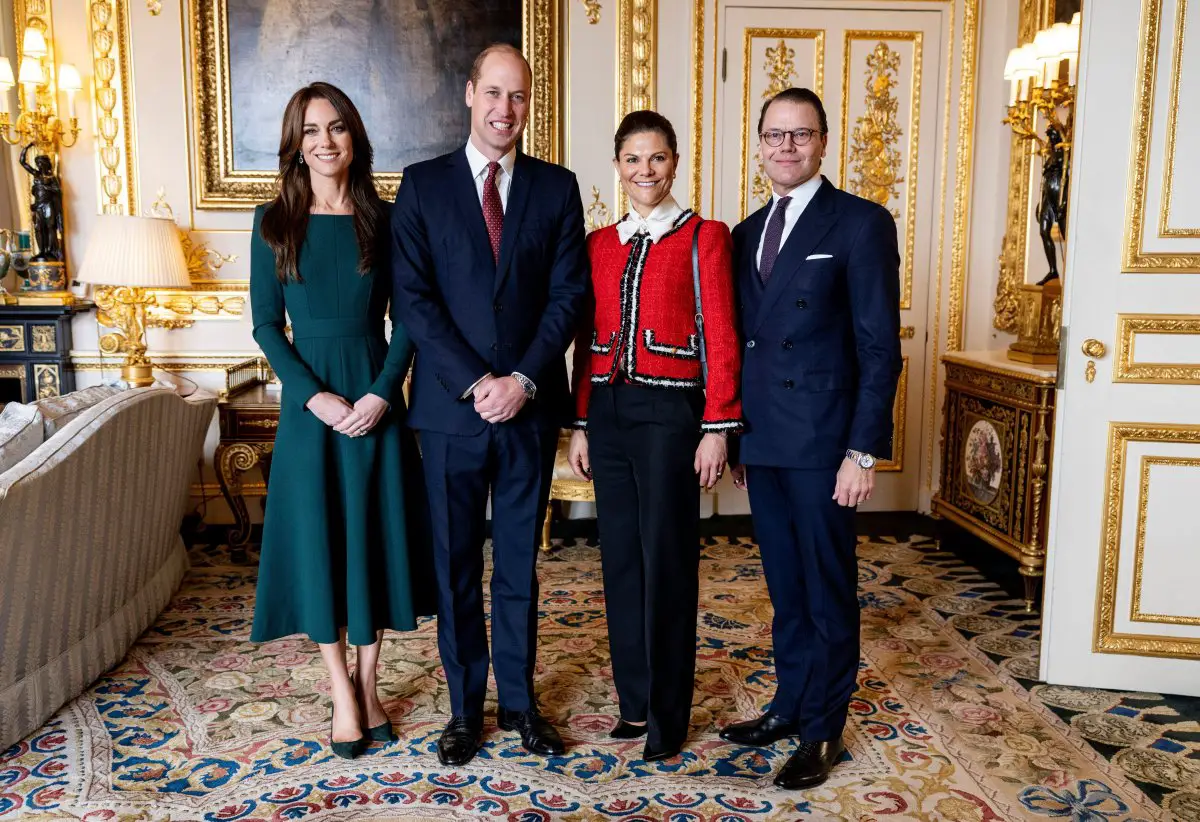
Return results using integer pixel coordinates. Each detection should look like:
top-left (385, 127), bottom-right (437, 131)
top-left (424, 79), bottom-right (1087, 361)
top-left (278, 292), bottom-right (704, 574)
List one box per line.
top-left (190, 0), bottom-right (561, 209)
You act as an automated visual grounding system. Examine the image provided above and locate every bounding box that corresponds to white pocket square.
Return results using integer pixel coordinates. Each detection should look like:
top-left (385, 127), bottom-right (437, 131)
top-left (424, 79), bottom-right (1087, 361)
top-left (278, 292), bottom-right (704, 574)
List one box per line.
top-left (806, 253), bottom-right (833, 260)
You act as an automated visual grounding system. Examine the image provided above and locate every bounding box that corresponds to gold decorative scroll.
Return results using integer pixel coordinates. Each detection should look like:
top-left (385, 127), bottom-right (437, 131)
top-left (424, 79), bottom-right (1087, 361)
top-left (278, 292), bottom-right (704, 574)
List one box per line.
top-left (192, 0), bottom-right (561, 209)
top-left (1096, 422), bottom-right (1200, 657)
top-left (1124, 0), bottom-right (1200, 271)
top-left (740, 29), bottom-right (825, 220)
top-left (88, 0), bottom-right (137, 215)
top-left (585, 185), bottom-right (612, 232)
top-left (841, 32), bottom-right (922, 310)
top-left (616, 0), bottom-right (657, 215)
top-left (579, 0), bottom-right (600, 24)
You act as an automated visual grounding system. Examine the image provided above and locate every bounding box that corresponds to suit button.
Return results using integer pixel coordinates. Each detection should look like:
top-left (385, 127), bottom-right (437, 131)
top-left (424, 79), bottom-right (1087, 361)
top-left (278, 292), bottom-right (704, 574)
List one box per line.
top-left (746, 340), bottom-right (756, 349)
top-left (783, 379), bottom-right (794, 389)
top-left (493, 302), bottom-right (503, 312)
top-left (782, 339), bottom-right (793, 350)
top-left (796, 298), bottom-right (807, 309)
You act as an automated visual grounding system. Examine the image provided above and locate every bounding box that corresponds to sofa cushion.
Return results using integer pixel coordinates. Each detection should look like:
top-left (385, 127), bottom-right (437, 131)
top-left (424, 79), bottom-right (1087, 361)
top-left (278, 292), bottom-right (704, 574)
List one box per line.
top-left (0, 403), bottom-right (44, 474)
top-left (31, 385), bottom-right (123, 437)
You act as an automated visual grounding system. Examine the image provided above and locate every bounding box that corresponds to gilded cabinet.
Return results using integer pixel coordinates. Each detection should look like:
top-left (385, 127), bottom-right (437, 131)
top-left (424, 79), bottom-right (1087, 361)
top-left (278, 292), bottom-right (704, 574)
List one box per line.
top-left (932, 351), bottom-right (1057, 611)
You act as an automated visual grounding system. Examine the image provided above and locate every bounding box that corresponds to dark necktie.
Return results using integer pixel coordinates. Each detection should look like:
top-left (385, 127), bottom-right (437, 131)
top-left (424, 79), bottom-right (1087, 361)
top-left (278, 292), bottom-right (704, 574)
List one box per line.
top-left (483, 161), bottom-right (504, 264)
top-left (759, 195), bottom-right (791, 284)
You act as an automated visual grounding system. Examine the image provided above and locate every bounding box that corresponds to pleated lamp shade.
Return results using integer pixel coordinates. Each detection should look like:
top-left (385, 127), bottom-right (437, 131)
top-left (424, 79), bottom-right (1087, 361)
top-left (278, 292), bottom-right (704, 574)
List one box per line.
top-left (75, 215), bottom-right (191, 288)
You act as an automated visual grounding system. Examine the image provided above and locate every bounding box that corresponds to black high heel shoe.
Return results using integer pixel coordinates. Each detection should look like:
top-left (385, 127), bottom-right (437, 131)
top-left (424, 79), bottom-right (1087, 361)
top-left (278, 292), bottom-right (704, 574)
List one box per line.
top-left (350, 673), bottom-right (397, 743)
top-left (329, 707), bottom-right (366, 760)
top-left (609, 720), bottom-right (648, 739)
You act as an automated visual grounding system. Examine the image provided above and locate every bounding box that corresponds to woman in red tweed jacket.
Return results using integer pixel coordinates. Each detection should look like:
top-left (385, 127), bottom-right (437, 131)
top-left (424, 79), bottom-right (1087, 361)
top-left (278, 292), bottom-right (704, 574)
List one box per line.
top-left (567, 110), bottom-right (743, 762)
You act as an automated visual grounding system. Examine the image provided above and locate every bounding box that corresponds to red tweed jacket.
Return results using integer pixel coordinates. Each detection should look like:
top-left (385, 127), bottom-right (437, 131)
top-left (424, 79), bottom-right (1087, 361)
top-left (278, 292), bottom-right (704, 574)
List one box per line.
top-left (571, 211), bottom-right (743, 433)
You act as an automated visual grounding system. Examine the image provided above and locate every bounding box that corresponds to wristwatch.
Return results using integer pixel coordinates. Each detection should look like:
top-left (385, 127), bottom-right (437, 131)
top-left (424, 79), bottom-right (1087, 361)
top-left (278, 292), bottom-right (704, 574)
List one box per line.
top-left (511, 371), bottom-right (537, 399)
top-left (846, 449), bottom-right (876, 469)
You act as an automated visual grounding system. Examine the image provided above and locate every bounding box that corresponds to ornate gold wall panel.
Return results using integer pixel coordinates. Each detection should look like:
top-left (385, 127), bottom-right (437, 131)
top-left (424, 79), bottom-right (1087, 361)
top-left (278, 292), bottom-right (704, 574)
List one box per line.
top-left (616, 0), bottom-right (657, 215)
top-left (1115, 314), bottom-right (1200, 384)
top-left (690, 0), bottom-right (705, 211)
top-left (739, 28), bottom-right (825, 220)
top-left (1131, 455), bottom-right (1200, 625)
top-left (1124, 0), bottom-right (1200, 271)
top-left (1095, 422), bottom-right (1200, 657)
top-left (191, 0), bottom-right (562, 209)
top-left (1156, 0), bottom-right (1197, 238)
top-left (839, 32), bottom-right (922, 310)
top-left (88, 0), bottom-right (137, 215)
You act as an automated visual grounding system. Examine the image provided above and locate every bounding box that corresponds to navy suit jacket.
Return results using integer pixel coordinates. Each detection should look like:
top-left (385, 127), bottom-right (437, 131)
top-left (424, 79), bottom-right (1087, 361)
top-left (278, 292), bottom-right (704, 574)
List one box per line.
top-left (391, 148), bottom-right (589, 435)
top-left (732, 176), bottom-right (902, 469)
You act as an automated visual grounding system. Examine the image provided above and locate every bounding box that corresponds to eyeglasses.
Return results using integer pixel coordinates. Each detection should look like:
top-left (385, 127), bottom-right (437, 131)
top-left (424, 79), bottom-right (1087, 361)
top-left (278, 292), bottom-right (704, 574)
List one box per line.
top-left (760, 128), bottom-right (825, 147)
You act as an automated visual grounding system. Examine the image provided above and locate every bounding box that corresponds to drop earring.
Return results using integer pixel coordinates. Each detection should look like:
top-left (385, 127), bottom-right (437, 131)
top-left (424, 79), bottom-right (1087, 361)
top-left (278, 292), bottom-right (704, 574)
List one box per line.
top-left (298, 153), bottom-right (305, 165)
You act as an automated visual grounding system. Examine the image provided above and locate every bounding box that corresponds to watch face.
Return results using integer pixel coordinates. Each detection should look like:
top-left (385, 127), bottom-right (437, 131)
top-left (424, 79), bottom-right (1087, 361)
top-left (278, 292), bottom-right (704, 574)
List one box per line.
top-left (860, 454), bottom-right (876, 469)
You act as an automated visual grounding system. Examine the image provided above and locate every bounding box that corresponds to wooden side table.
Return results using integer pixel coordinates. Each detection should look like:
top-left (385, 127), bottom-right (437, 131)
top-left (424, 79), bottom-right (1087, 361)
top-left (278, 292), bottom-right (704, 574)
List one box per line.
top-left (215, 358), bottom-right (279, 556)
top-left (932, 350), bottom-right (1057, 611)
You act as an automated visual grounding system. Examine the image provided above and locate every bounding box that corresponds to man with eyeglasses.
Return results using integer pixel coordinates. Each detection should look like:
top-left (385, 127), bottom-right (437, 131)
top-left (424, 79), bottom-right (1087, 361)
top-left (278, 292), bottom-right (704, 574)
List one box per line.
top-left (721, 87), bottom-right (902, 789)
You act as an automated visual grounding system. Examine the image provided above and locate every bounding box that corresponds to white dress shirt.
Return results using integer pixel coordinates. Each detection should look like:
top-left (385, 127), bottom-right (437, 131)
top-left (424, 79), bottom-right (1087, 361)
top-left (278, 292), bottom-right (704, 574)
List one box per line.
top-left (616, 196), bottom-right (686, 245)
top-left (756, 174), bottom-right (824, 269)
top-left (465, 138), bottom-right (516, 211)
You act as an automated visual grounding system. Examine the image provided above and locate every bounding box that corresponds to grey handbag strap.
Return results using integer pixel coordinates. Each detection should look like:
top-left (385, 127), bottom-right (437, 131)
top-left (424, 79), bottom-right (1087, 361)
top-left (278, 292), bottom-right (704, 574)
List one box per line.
top-left (691, 218), bottom-right (709, 387)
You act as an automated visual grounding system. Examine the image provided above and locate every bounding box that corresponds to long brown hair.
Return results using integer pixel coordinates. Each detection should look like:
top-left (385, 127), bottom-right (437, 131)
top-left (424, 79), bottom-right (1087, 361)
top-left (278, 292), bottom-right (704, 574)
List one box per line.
top-left (259, 82), bottom-right (383, 282)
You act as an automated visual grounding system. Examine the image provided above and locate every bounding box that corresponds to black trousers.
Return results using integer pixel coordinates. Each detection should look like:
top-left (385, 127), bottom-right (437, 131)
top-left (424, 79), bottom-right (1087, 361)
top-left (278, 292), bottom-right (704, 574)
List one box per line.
top-left (746, 464), bottom-right (858, 740)
top-left (588, 382), bottom-right (703, 749)
top-left (420, 419), bottom-right (557, 718)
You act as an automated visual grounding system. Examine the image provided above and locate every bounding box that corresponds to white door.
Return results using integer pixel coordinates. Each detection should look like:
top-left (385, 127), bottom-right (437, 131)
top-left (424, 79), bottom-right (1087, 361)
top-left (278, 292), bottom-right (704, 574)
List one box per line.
top-left (1040, 0), bottom-right (1200, 695)
top-left (715, 4), bottom-right (946, 510)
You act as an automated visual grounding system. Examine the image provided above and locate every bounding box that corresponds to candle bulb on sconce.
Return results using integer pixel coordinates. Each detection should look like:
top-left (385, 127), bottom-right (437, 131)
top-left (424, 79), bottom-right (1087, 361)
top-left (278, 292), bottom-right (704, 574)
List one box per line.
top-left (0, 25), bottom-right (82, 153)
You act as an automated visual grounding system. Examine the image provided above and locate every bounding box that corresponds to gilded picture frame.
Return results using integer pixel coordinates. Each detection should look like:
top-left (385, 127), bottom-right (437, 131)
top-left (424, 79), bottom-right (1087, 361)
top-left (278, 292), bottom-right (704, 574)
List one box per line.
top-left (190, 0), bottom-right (561, 210)
top-left (994, 0), bottom-right (1081, 332)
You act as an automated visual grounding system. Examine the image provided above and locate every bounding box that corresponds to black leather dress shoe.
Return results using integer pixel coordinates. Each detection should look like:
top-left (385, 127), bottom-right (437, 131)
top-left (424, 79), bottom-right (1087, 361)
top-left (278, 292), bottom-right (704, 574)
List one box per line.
top-left (437, 715), bottom-right (482, 766)
top-left (773, 738), bottom-right (845, 790)
top-left (718, 713), bottom-right (800, 747)
top-left (497, 707), bottom-right (565, 756)
top-left (609, 720), bottom-right (648, 740)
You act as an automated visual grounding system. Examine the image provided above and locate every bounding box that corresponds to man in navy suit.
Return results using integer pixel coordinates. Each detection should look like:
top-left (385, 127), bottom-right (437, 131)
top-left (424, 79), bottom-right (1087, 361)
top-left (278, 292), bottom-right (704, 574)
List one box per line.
top-left (720, 88), bottom-right (902, 789)
top-left (391, 43), bottom-right (588, 766)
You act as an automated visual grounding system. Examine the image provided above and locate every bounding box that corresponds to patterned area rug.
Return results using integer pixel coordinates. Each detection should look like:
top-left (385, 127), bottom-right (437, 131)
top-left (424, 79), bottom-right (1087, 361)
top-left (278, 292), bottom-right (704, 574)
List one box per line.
top-left (0, 534), bottom-right (1186, 821)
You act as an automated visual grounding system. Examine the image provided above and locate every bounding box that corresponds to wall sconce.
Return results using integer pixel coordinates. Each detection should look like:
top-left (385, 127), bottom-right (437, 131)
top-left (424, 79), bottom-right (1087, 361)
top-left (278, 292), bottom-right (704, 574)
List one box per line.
top-left (1002, 12), bottom-right (1080, 365)
top-left (0, 27), bottom-right (81, 152)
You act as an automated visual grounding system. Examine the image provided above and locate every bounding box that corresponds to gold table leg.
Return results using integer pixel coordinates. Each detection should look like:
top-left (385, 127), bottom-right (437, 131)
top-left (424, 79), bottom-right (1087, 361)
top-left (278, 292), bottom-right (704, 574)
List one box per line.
top-left (541, 501), bottom-right (554, 553)
top-left (216, 441), bottom-right (273, 559)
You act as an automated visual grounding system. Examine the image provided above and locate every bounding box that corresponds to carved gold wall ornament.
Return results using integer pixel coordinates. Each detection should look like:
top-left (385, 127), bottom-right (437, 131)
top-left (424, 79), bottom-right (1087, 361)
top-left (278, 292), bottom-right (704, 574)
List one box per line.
top-left (846, 42), bottom-right (904, 216)
top-left (145, 0), bottom-right (161, 13)
top-left (1124, 0), bottom-right (1200, 271)
top-left (579, 0), bottom-right (600, 24)
top-left (192, 0), bottom-right (561, 209)
top-left (31, 324), bottom-right (55, 352)
top-left (88, 0), bottom-right (137, 216)
top-left (841, 31), bottom-right (922, 310)
top-left (71, 351), bottom-right (259, 371)
top-left (1116, 314), bottom-right (1200, 384)
top-left (1096, 423), bottom-right (1200, 657)
top-left (585, 186), bottom-right (612, 233)
top-left (739, 29), bottom-right (824, 219)
top-left (689, 0), bottom-right (705, 211)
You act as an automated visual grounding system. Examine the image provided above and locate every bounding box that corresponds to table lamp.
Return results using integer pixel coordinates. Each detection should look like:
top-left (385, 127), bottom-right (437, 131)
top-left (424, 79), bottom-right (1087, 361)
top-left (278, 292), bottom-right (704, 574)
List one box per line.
top-left (74, 215), bottom-right (191, 387)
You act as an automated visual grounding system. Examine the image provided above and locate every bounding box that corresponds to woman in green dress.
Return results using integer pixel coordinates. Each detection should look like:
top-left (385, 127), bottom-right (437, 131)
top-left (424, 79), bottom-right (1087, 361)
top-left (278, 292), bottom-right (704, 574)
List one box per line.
top-left (249, 82), bottom-right (433, 759)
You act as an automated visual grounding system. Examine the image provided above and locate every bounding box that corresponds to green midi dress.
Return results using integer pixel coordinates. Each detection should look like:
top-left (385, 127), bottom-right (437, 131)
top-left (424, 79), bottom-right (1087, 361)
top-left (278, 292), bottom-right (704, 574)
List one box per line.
top-left (248, 204), bottom-right (434, 646)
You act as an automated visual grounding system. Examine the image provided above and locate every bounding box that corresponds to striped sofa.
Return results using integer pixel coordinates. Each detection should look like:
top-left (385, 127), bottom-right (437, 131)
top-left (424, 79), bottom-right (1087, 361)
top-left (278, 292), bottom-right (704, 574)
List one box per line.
top-left (0, 387), bottom-right (215, 749)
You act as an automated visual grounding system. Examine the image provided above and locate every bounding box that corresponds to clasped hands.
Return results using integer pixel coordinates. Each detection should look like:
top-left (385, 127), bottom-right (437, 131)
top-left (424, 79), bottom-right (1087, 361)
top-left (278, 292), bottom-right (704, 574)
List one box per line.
top-left (472, 375), bottom-right (527, 424)
top-left (306, 391), bottom-right (389, 437)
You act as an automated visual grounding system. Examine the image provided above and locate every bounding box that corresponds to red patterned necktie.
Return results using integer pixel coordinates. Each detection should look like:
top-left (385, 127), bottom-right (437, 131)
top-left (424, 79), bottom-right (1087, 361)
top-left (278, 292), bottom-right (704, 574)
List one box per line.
top-left (483, 161), bottom-right (504, 264)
